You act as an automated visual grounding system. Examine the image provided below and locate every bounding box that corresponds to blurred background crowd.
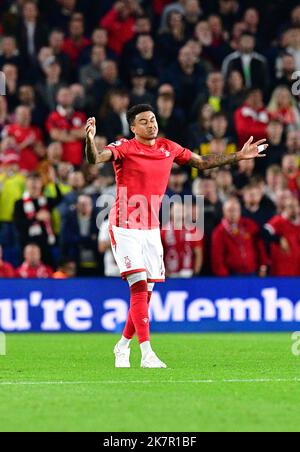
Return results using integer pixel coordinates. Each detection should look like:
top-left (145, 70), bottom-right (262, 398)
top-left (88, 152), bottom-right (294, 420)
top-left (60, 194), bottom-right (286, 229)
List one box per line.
top-left (0, 0), bottom-right (300, 279)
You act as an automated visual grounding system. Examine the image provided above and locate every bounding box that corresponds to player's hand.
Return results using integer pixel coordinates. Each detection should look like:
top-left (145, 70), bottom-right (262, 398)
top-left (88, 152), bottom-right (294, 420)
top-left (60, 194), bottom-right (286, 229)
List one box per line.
top-left (85, 117), bottom-right (96, 141)
top-left (239, 136), bottom-right (269, 160)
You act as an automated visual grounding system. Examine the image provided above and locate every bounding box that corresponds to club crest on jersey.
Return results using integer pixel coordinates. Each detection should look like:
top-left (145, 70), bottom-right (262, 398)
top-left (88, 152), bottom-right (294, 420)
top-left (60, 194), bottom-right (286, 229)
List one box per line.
top-left (160, 147), bottom-right (171, 158)
top-left (124, 256), bottom-right (132, 269)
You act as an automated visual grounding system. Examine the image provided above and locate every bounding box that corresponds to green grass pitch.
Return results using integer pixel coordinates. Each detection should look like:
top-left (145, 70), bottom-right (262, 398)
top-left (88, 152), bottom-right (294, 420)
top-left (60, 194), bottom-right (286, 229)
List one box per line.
top-left (0, 333), bottom-right (300, 432)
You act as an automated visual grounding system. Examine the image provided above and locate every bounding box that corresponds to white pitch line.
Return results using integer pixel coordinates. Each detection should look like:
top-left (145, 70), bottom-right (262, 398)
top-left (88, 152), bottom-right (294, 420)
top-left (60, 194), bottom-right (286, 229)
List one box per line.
top-left (0, 378), bottom-right (300, 386)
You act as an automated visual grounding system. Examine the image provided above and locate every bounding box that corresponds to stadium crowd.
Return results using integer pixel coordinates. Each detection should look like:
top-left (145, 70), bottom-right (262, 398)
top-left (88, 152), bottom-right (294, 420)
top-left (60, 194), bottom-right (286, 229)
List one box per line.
top-left (0, 0), bottom-right (300, 279)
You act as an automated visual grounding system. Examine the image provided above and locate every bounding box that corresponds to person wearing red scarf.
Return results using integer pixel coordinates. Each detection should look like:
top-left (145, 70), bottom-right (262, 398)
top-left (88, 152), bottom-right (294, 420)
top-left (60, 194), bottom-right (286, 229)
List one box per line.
top-left (0, 245), bottom-right (15, 278)
top-left (17, 244), bottom-right (53, 279)
top-left (212, 197), bottom-right (268, 276)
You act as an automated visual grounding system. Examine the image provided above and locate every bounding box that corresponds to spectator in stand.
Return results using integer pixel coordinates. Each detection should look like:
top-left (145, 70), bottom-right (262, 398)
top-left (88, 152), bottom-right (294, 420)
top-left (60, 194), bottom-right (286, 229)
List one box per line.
top-left (225, 70), bottom-right (246, 119)
top-left (243, 8), bottom-right (261, 39)
top-left (211, 197), bottom-right (268, 277)
top-left (229, 21), bottom-right (247, 51)
top-left (91, 60), bottom-right (122, 108)
top-left (161, 202), bottom-right (203, 278)
top-left (48, 29), bottom-right (71, 82)
top-left (256, 120), bottom-right (286, 176)
top-left (268, 85), bottom-right (300, 128)
top-left (184, 0), bottom-right (203, 37)
top-left (18, 84), bottom-right (47, 129)
top-left (206, 14), bottom-right (232, 66)
top-left (274, 189), bottom-right (295, 215)
top-left (48, 0), bottom-right (78, 34)
top-left (192, 71), bottom-right (227, 118)
top-left (188, 103), bottom-right (214, 151)
top-left (16, 243), bottom-right (53, 278)
top-left (161, 44), bottom-right (207, 115)
top-left (99, 89), bottom-right (131, 144)
top-left (53, 257), bottom-right (76, 278)
top-left (264, 166), bottom-right (287, 205)
top-left (79, 45), bottom-right (106, 91)
top-left (61, 194), bottom-right (100, 276)
top-left (126, 34), bottom-right (159, 88)
top-left (36, 57), bottom-right (64, 112)
top-left (264, 197), bottom-right (300, 276)
top-left (79, 27), bottom-right (112, 66)
top-left (232, 159), bottom-right (255, 192)
top-left (0, 36), bottom-right (21, 71)
top-left (16, 0), bottom-right (48, 68)
top-left (242, 182), bottom-right (276, 227)
top-left (191, 112), bottom-right (237, 179)
top-left (3, 105), bottom-right (44, 172)
top-left (46, 87), bottom-right (86, 167)
top-left (160, 0), bottom-right (186, 28)
top-left (0, 149), bottom-right (25, 253)
top-left (14, 172), bottom-right (63, 264)
top-left (222, 32), bottom-right (269, 94)
top-left (286, 130), bottom-right (300, 155)
top-left (218, 0), bottom-right (240, 32)
top-left (165, 166), bottom-right (192, 199)
top-left (0, 245), bottom-right (15, 278)
top-left (100, 0), bottom-right (140, 56)
top-left (0, 147), bottom-right (25, 265)
top-left (158, 10), bottom-right (187, 66)
top-left (156, 92), bottom-right (186, 145)
top-left (129, 68), bottom-right (155, 106)
top-left (58, 170), bottom-right (86, 219)
top-left (215, 169), bottom-right (236, 203)
top-left (281, 154), bottom-right (300, 197)
top-left (275, 52), bottom-right (296, 90)
top-left (285, 26), bottom-right (300, 71)
top-left (234, 88), bottom-right (269, 148)
top-left (62, 16), bottom-right (91, 70)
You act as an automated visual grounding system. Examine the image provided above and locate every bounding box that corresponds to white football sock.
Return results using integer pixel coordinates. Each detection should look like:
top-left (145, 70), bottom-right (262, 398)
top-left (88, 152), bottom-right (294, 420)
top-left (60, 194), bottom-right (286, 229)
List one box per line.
top-left (118, 336), bottom-right (131, 349)
top-left (140, 341), bottom-right (153, 358)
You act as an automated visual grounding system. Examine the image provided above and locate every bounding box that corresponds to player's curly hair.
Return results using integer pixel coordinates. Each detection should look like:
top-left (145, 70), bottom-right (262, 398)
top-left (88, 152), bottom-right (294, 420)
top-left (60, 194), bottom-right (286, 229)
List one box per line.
top-left (126, 104), bottom-right (155, 126)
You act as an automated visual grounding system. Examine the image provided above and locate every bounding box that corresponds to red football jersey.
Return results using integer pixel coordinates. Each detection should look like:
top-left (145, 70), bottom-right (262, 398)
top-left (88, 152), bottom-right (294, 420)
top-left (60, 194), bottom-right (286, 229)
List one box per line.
top-left (267, 215), bottom-right (300, 276)
top-left (16, 263), bottom-right (53, 279)
top-left (0, 261), bottom-right (15, 278)
top-left (46, 111), bottom-right (86, 166)
top-left (4, 124), bottom-right (43, 171)
top-left (105, 138), bottom-right (192, 229)
top-left (161, 225), bottom-right (203, 274)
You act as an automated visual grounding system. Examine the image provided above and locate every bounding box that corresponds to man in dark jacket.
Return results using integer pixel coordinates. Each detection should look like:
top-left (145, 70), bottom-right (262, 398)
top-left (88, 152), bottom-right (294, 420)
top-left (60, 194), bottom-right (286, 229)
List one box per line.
top-left (61, 194), bottom-right (101, 276)
top-left (222, 32), bottom-right (270, 95)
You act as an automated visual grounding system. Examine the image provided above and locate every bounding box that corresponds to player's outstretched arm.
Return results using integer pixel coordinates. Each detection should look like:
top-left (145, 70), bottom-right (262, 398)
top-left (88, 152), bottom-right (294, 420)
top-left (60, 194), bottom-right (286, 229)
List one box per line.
top-left (189, 136), bottom-right (269, 171)
top-left (85, 117), bottom-right (113, 164)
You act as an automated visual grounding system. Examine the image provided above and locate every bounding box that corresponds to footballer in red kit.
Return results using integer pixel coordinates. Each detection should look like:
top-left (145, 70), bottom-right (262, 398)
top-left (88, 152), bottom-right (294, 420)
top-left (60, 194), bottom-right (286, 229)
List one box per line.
top-left (85, 104), bottom-right (269, 368)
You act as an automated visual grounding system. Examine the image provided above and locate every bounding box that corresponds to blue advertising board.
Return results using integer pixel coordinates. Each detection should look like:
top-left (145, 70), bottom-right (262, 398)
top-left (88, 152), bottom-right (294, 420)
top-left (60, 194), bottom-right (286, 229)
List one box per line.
top-left (0, 278), bottom-right (300, 333)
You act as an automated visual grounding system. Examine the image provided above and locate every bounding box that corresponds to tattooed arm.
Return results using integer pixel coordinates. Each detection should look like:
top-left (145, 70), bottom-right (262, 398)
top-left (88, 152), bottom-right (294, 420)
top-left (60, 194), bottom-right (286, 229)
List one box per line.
top-left (189, 136), bottom-right (269, 171)
top-left (85, 117), bottom-right (112, 164)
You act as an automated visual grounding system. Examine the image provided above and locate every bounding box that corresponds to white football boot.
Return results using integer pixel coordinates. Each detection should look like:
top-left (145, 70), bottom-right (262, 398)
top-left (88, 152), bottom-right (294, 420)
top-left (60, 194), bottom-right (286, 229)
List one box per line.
top-left (141, 351), bottom-right (167, 368)
top-left (114, 344), bottom-right (131, 368)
